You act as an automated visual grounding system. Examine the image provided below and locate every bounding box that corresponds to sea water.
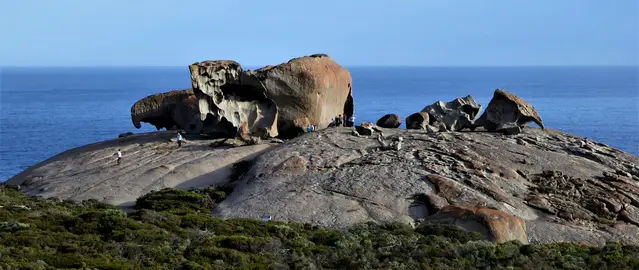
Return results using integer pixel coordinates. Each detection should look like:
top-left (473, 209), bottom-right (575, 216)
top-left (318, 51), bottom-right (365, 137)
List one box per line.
top-left (1, 66), bottom-right (637, 181)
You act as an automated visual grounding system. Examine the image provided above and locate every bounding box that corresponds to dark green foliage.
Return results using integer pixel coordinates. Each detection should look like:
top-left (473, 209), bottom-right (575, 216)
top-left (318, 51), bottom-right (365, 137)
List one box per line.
top-left (1, 186), bottom-right (638, 269)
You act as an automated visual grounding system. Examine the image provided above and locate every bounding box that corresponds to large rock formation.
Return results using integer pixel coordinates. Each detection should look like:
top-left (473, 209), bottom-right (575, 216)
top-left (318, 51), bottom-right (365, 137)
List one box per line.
top-left (189, 60), bottom-right (279, 138)
top-left (131, 89), bottom-right (201, 133)
top-left (475, 89), bottom-right (544, 134)
top-left (187, 54), bottom-right (353, 139)
top-left (132, 55), bottom-right (353, 139)
top-left (419, 205), bottom-right (529, 244)
top-left (376, 114), bottom-right (401, 128)
top-left (242, 54), bottom-right (353, 138)
top-left (419, 95), bottom-right (481, 132)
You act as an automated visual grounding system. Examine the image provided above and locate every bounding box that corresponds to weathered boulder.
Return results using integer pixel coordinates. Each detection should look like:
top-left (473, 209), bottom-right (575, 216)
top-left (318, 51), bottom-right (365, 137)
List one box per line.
top-left (189, 60), bottom-right (279, 138)
top-left (242, 54), bottom-right (353, 138)
top-left (405, 112), bottom-right (430, 130)
top-left (188, 54), bottom-right (353, 139)
top-left (419, 205), bottom-right (528, 244)
top-left (475, 89), bottom-right (544, 134)
top-left (376, 114), bottom-right (401, 128)
top-left (131, 89), bottom-right (202, 134)
top-left (355, 122), bottom-right (382, 136)
top-left (420, 95), bottom-right (481, 131)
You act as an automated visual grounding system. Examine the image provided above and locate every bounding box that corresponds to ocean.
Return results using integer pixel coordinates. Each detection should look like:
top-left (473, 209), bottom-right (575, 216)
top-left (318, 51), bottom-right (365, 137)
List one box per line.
top-left (0, 66), bottom-right (637, 182)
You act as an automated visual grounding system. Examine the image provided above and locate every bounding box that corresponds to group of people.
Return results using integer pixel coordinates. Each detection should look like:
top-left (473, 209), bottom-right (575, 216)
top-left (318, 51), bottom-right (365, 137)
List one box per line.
top-left (114, 132), bottom-right (183, 165)
top-left (331, 114), bottom-right (355, 127)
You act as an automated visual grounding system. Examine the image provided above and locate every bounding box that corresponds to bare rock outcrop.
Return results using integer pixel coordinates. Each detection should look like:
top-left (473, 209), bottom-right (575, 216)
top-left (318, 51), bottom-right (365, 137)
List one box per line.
top-left (131, 89), bottom-right (201, 133)
top-left (5, 132), bottom-right (275, 208)
top-left (419, 205), bottom-right (528, 244)
top-left (376, 114), bottom-right (401, 128)
top-left (213, 127), bottom-right (639, 245)
top-left (405, 112), bottom-right (430, 130)
top-left (475, 89), bottom-right (544, 134)
top-left (420, 95), bottom-right (481, 132)
top-left (189, 60), bottom-right (279, 138)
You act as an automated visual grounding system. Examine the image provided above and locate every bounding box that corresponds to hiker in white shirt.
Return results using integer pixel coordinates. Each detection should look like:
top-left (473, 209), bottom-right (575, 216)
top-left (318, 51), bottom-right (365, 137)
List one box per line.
top-left (114, 149), bottom-right (122, 165)
top-left (177, 132), bottom-right (183, 147)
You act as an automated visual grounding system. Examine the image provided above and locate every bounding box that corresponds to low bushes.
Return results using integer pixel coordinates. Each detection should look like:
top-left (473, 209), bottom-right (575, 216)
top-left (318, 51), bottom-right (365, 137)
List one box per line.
top-left (1, 186), bottom-right (638, 269)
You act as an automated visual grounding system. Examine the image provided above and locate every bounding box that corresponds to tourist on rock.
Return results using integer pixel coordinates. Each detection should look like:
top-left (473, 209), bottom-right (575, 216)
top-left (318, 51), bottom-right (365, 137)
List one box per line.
top-left (176, 132), bottom-right (183, 147)
top-left (348, 115), bottom-right (355, 127)
top-left (114, 149), bottom-right (122, 165)
top-left (306, 124), bottom-right (313, 133)
top-left (337, 115), bottom-right (343, 127)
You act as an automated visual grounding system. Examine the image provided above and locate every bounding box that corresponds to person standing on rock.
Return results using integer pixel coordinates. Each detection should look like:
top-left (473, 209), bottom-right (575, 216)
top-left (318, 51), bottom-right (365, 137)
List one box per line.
top-left (114, 149), bottom-right (122, 165)
top-left (176, 132), bottom-right (183, 147)
top-left (336, 115), bottom-right (343, 127)
top-left (348, 115), bottom-right (355, 127)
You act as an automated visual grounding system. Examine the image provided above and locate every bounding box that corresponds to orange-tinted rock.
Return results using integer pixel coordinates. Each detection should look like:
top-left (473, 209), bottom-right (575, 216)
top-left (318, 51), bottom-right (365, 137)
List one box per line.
top-left (189, 60), bottom-right (279, 138)
top-left (243, 54), bottom-right (353, 138)
top-left (420, 205), bottom-right (528, 244)
top-left (187, 54), bottom-right (353, 139)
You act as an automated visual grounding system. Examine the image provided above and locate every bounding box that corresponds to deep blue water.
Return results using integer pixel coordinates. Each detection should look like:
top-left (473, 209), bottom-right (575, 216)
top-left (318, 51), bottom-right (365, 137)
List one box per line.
top-left (1, 66), bottom-right (637, 181)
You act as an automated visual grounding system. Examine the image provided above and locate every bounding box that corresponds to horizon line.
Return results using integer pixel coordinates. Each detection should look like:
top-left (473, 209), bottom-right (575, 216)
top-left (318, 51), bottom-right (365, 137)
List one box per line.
top-left (2, 64), bottom-right (637, 68)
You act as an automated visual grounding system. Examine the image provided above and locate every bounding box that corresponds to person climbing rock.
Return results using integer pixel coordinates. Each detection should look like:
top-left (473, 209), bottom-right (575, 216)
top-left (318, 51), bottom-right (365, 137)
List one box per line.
top-left (177, 132), bottom-right (183, 147)
top-left (114, 149), bottom-right (122, 165)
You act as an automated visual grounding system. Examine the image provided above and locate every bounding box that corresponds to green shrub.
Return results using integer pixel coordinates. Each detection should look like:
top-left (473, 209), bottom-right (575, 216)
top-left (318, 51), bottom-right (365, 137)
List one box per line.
top-left (1, 186), bottom-right (639, 269)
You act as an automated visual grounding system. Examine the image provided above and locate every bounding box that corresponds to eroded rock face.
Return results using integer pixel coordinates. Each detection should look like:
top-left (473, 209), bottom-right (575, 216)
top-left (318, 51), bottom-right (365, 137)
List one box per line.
top-left (376, 114), bottom-right (401, 128)
top-left (189, 60), bottom-right (279, 138)
top-left (405, 112), bottom-right (430, 130)
top-left (242, 54), bottom-right (353, 138)
top-left (131, 89), bottom-right (201, 133)
top-left (187, 54), bottom-right (353, 139)
top-left (420, 205), bottom-right (529, 244)
top-left (475, 89), bottom-right (544, 134)
top-left (420, 95), bottom-right (481, 132)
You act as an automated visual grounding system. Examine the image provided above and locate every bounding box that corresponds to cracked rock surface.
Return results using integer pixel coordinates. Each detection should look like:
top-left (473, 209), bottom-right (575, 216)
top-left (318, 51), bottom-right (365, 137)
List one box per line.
top-left (214, 127), bottom-right (639, 245)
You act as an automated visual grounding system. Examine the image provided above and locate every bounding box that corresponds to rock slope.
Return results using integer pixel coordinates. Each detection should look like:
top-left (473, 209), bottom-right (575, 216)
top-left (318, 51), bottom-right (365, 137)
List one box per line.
top-left (213, 127), bottom-right (639, 245)
top-left (6, 132), bottom-right (274, 207)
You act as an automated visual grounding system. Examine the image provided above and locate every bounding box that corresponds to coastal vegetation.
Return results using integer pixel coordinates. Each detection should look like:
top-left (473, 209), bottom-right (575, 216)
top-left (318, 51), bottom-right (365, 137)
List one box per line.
top-left (1, 185), bottom-right (638, 269)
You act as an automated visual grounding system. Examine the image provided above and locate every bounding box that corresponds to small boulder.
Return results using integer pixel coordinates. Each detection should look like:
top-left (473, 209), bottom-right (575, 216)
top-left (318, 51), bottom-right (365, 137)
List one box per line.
top-left (419, 205), bottom-right (528, 244)
top-left (405, 112), bottom-right (430, 130)
top-left (355, 122), bottom-right (381, 136)
top-left (475, 89), bottom-right (544, 134)
top-left (376, 114), bottom-right (401, 128)
top-left (421, 95), bottom-right (481, 132)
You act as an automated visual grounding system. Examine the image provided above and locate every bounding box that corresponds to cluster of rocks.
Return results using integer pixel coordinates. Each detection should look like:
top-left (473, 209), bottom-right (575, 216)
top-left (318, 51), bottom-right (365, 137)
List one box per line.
top-left (369, 89), bottom-right (544, 136)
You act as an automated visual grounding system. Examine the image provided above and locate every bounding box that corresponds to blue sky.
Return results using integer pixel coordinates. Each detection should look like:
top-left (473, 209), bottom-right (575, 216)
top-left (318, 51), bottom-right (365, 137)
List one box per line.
top-left (0, 0), bottom-right (637, 66)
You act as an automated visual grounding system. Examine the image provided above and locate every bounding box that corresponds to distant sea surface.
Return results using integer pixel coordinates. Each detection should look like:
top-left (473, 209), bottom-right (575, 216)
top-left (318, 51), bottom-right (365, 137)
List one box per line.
top-left (1, 66), bottom-right (638, 181)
